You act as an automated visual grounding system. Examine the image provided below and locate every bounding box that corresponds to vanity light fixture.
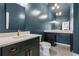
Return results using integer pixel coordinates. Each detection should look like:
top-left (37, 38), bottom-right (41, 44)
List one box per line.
top-left (51, 3), bottom-right (60, 10)
top-left (6, 12), bottom-right (9, 29)
top-left (56, 12), bottom-right (62, 16)
top-left (31, 9), bottom-right (41, 16)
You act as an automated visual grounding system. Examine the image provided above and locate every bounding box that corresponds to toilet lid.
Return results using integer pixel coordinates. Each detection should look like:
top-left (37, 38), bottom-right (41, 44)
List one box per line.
top-left (40, 41), bottom-right (51, 47)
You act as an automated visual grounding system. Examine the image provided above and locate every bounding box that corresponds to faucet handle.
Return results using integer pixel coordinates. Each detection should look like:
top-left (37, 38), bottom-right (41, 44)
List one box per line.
top-left (17, 29), bottom-right (20, 36)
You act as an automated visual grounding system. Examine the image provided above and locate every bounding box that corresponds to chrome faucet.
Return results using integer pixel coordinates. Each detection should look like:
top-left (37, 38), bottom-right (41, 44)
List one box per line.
top-left (17, 29), bottom-right (20, 36)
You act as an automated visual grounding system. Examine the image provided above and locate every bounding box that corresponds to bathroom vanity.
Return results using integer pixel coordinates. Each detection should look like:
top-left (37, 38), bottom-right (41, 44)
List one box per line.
top-left (43, 30), bottom-right (73, 51)
top-left (0, 32), bottom-right (41, 56)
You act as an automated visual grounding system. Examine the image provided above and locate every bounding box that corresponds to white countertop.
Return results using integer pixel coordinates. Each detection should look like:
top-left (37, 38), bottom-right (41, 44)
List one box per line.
top-left (44, 30), bottom-right (73, 34)
top-left (0, 32), bottom-right (41, 48)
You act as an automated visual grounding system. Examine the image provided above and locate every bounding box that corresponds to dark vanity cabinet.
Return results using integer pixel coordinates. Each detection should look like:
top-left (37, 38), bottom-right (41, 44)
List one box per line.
top-left (43, 32), bottom-right (73, 51)
top-left (0, 48), bottom-right (1, 56)
top-left (43, 32), bottom-right (56, 46)
top-left (0, 37), bottom-right (40, 56)
top-left (6, 3), bottom-right (25, 30)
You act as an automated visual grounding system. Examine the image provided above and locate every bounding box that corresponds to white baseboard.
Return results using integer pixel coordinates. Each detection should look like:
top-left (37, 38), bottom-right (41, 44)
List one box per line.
top-left (56, 42), bottom-right (70, 47)
top-left (56, 42), bottom-right (79, 56)
top-left (72, 52), bottom-right (79, 56)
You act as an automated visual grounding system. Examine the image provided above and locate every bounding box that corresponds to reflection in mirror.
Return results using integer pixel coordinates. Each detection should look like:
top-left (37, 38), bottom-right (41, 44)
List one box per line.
top-left (30, 9), bottom-right (41, 16)
top-left (49, 20), bottom-right (59, 24)
top-left (62, 21), bottom-right (69, 30)
top-left (18, 13), bottom-right (25, 20)
top-left (38, 14), bottom-right (48, 20)
top-left (6, 12), bottom-right (9, 29)
top-left (49, 20), bottom-right (61, 30)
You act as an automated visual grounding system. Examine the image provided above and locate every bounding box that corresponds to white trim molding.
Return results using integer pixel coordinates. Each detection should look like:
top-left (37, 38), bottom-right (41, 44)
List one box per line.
top-left (72, 52), bottom-right (79, 56)
top-left (56, 42), bottom-right (79, 56)
top-left (56, 42), bottom-right (70, 47)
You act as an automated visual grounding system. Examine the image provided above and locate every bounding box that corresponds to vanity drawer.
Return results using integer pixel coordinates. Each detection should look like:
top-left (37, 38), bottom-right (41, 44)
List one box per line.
top-left (21, 37), bottom-right (39, 51)
top-left (2, 43), bottom-right (21, 56)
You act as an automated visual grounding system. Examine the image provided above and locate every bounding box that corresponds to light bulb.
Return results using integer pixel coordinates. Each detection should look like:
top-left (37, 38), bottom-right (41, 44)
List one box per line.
top-left (59, 12), bottom-right (62, 15)
top-left (51, 6), bottom-right (55, 10)
top-left (56, 5), bottom-right (60, 9)
top-left (54, 3), bottom-right (58, 7)
top-left (56, 13), bottom-right (59, 16)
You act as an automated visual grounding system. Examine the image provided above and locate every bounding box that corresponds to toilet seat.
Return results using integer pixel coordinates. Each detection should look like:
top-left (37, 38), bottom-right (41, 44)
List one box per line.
top-left (40, 41), bottom-right (51, 56)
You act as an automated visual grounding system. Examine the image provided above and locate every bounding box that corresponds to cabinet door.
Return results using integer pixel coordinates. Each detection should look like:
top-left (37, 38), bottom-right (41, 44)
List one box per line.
top-left (6, 3), bottom-right (25, 30)
top-left (21, 37), bottom-right (40, 56)
top-left (31, 38), bottom-right (40, 56)
top-left (20, 37), bottom-right (40, 56)
top-left (44, 33), bottom-right (56, 46)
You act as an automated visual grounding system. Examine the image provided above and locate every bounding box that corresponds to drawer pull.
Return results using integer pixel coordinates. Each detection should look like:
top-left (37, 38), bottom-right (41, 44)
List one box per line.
top-left (8, 48), bottom-right (17, 55)
top-left (29, 48), bottom-right (32, 56)
top-left (10, 48), bottom-right (17, 52)
top-left (10, 48), bottom-right (16, 52)
top-left (25, 49), bottom-right (29, 56)
top-left (25, 48), bottom-right (32, 56)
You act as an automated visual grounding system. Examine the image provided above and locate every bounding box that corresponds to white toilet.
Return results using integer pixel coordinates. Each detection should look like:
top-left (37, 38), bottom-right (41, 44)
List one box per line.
top-left (40, 41), bottom-right (51, 56)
